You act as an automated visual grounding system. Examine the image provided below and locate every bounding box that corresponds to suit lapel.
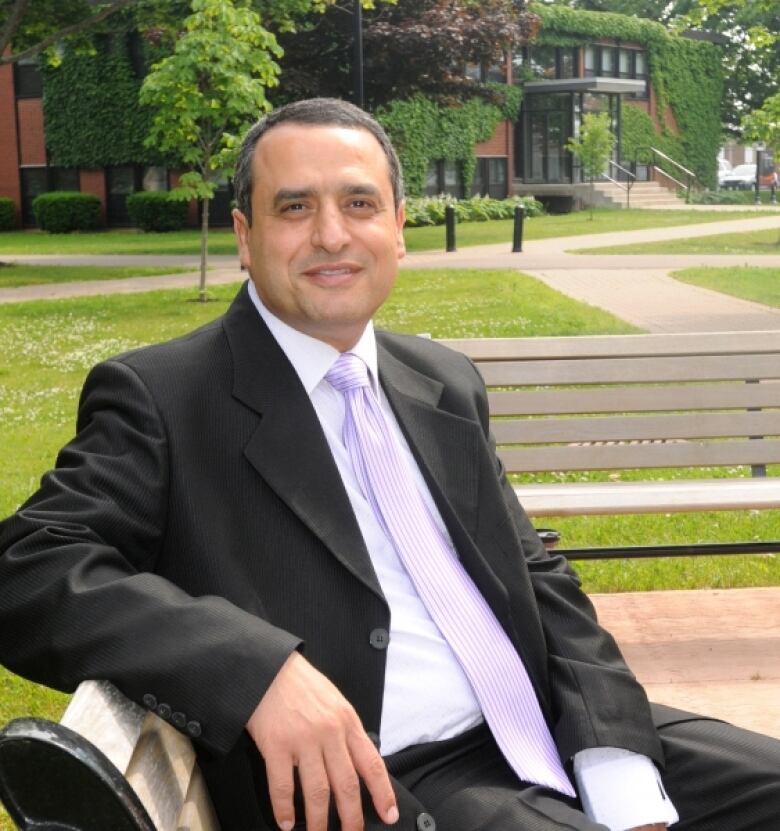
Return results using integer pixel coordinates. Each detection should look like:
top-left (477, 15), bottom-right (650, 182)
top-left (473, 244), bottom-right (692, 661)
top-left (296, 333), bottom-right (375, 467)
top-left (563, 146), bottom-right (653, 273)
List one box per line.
top-left (222, 285), bottom-right (384, 600)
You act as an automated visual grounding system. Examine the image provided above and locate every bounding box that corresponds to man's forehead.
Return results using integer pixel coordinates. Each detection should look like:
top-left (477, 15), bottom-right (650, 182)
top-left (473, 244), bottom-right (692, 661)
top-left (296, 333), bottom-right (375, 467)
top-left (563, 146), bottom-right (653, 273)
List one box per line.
top-left (255, 122), bottom-right (383, 158)
top-left (252, 123), bottom-right (393, 197)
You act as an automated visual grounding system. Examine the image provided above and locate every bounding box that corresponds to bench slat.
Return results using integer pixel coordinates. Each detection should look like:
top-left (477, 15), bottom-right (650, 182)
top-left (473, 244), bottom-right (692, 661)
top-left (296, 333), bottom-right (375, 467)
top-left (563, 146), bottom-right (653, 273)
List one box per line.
top-left (500, 437), bottom-right (780, 473)
top-left (479, 354), bottom-right (780, 387)
top-left (440, 331), bottom-right (780, 360)
top-left (488, 383), bottom-right (780, 416)
top-left (513, 477), bottom-right (780, 516)
top-left (492, 411), bottom-right (780, 444)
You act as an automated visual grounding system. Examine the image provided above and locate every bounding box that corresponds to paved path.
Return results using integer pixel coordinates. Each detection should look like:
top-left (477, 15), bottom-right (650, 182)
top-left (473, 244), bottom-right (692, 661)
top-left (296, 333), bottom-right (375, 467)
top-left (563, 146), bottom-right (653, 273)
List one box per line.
top-left (2, 213), bottom-right (780, 333)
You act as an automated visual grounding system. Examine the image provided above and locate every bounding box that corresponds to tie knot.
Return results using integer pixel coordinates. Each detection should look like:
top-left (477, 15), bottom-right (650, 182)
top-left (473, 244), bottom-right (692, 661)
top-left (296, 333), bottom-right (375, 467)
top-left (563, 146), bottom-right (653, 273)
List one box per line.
top-left (326, 352), bottom-right (370, 393)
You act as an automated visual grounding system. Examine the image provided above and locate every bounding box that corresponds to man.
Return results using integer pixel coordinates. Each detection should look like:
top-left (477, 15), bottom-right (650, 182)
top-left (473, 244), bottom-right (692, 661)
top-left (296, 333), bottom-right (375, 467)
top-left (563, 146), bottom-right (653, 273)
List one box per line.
top-left (0, 99), bottom-right (778, 831)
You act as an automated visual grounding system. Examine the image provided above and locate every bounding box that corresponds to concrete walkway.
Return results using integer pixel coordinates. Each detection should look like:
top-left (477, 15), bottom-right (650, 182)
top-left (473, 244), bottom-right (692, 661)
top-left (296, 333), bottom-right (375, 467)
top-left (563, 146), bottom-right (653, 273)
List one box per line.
top-left (2, 212), bottom-right (780, 333)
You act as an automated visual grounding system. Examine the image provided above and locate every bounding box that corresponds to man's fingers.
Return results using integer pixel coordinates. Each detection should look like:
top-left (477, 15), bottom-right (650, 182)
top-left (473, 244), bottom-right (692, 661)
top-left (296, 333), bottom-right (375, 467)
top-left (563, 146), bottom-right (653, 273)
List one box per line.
top-left (349, 729), bottom-right (399, 825)
top-left (298, 752), bottom-right (333, 831)
top-left (263, 747), bottom-right (297, 831)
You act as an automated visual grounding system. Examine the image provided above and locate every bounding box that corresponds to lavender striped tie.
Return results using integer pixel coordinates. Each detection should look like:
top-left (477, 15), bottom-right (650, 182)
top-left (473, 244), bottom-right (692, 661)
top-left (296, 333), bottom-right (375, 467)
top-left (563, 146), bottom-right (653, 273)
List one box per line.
top-left (326, 352), bottom-right (575, 797)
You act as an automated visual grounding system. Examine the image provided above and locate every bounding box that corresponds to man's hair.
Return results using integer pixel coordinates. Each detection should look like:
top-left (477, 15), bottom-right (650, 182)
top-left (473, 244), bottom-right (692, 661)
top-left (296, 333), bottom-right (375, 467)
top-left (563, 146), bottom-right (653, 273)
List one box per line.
top-left (233, 98), bottom-right (404, 224)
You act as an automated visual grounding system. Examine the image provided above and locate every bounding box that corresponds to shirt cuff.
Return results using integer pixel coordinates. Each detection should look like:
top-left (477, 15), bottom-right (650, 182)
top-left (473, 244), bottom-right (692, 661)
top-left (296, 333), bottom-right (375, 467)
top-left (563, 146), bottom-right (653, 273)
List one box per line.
top-left (573, 747), bottom-right (679, 831)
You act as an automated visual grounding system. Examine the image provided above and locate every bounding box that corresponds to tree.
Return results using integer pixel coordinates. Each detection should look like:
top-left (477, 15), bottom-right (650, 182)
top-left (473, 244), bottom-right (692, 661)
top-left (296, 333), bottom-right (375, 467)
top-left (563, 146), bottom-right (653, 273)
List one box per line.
top-left (566, 112), bottom-right (616, 218)
top-left (0, 0), bottom-right (140, 65)
top-left (140, 0), bottom-right (282, 302)
top-left (276, 0), bottom-right (537, 107)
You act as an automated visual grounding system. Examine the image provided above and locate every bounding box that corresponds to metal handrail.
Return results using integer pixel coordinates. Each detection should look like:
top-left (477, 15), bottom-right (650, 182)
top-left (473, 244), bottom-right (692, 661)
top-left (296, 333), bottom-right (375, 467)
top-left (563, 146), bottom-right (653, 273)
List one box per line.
top-left (605, 160), bottom-right (636, 208)
top-left (637, 145), bottom-right (698, 203)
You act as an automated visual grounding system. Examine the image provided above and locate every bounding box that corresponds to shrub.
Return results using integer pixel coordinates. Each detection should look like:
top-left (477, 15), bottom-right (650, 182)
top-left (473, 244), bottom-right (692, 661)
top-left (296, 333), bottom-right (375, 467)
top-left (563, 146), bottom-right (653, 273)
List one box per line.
top-left (32, 191), bottom-right (102, 233)
top-left (404, 195), bottom-right (544, 228)
top-left (126, 191), bottom-right (189, 232)
top-left (0, 197), bottom-right (16, 231)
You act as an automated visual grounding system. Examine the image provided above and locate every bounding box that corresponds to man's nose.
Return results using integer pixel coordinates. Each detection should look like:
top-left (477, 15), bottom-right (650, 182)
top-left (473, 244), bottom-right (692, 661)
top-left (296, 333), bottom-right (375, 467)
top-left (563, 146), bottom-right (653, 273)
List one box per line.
top-left (311, 205), bottom-right (350, 252)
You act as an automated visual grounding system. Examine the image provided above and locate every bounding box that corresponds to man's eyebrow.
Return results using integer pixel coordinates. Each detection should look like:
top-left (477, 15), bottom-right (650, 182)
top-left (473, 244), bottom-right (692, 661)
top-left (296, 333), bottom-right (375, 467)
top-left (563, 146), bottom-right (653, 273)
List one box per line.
top-left (272, 188), bottom-right (315, 208)
top-left (343, 183), bottom-right (382, 199)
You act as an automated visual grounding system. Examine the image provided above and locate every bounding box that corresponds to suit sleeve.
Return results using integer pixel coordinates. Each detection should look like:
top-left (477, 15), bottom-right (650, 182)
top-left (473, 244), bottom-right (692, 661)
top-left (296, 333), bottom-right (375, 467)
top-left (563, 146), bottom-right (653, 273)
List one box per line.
top-left (0, 359), bottom-right (301, 757)
top-left (464, 356), bottom-right (663, 766)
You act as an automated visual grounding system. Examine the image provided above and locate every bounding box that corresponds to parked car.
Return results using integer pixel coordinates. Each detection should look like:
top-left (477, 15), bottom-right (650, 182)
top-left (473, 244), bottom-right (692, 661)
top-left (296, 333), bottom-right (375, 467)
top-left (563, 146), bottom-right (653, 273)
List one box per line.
top-left (720, 163), bottom-right (757, 190)
top-left (717, 158), bottom-right (732, 186)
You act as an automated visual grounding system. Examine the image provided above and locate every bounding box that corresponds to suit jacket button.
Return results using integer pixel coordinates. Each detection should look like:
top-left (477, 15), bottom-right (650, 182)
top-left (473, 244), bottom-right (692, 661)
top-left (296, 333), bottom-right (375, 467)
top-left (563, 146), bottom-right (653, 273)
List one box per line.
top-left (156, 703), bottom-right (172, 720)
top-left (186, 720), bottom-right (202, 738)
top-left (369, 628), bottom-right (389, 650)
top-left (172, 711), bottom-right (187, 729)
top-left (417, 813), bottom-right (436, 831)
top-left (366, 731), bottom-right (381, 750)
top-left (142, 694), bottom-right (157, 710)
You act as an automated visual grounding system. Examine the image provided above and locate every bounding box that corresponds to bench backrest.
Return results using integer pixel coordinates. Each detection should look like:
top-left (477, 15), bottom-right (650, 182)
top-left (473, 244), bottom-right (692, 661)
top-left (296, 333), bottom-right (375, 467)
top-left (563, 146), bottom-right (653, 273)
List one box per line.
top-left (438, 331), bottom-right (780, 475)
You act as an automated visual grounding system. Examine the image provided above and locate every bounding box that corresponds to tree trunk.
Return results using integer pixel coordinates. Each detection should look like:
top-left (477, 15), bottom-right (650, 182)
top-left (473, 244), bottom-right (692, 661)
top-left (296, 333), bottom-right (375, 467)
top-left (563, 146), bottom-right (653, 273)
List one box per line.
top-left (199, 197), bottom-right (209, 303)
top-left (589, 176), bottom-right (595, 220)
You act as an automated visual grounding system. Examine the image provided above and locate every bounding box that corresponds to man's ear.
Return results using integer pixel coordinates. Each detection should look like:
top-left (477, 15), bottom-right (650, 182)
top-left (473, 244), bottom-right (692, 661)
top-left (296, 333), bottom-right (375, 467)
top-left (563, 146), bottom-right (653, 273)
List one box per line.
top-left (232, 208), bottom-right (251, 270)
top-left (396, 201), bottom-right (406, 260)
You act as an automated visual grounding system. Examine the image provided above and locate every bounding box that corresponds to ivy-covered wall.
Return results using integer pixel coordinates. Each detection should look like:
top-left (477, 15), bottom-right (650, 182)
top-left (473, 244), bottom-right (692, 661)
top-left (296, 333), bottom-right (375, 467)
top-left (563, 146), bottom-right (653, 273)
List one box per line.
top-left (377, 86), bottom-right (522, 198)
top-left (41, 34), bottom-right (161, 168)
top-left (533, 4), bottom-right (723, 189)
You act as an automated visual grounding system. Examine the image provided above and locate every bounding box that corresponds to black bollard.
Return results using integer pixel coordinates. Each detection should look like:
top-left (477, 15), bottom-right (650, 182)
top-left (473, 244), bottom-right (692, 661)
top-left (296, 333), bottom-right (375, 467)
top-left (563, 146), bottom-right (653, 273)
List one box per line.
top-left (445, 205), bottom-right (456, 252)
top-left (512, 205), bottom-right (525, 253)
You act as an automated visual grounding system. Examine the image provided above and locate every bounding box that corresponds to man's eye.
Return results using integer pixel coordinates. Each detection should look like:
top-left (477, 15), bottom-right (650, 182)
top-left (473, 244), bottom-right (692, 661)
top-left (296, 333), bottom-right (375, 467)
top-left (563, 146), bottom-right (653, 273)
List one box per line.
top-left (349, 199), bottom-right (375, 210)
top-left (281, 203), bottom-right (306, 213)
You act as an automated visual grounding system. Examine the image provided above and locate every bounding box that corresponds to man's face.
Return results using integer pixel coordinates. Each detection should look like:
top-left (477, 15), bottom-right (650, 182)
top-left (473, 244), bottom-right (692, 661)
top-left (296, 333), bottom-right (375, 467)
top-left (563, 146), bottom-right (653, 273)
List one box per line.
top-left (233, 123), bottom-right (406, 351)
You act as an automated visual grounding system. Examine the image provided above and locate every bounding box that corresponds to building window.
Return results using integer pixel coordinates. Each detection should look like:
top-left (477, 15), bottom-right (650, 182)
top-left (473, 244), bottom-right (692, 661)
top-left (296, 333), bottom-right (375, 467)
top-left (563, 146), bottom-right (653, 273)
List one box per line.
top-left (142, 166), bottom-right (168, 191)
top-left (20, 167), bottom-right (48, 226)
top-left (584, 46), bottom-right (596, 78)
top-left (466, 60), bottom-right (506, 84)
top-left (472, 158), bottom-right (508, 198)
top-left (50, 168), bottom-right (80, 191)
top-left (514, 46), bottom-right (578, 82)
top-left (14, 60), bottom-right (42, 99)
top-left (425, 160), bottom-right (464, 198)
top-left (599, 47), bottom-right (615, 76)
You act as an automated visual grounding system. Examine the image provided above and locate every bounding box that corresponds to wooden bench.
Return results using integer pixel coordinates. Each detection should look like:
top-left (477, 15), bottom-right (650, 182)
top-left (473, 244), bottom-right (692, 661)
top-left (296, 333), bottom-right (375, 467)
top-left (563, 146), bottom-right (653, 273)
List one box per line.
top-left (3, 328), bottom-right (779, 828)
top-left (439, 329), bottom-right (780, 558)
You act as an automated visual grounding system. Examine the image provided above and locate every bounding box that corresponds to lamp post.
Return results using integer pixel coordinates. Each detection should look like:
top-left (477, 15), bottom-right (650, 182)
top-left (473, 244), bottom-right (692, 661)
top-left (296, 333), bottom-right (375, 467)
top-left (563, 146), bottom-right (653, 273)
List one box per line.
top-left (754, 141), bottom-right (765, 205)
top-left (353, 0), bottom-right (364, 109)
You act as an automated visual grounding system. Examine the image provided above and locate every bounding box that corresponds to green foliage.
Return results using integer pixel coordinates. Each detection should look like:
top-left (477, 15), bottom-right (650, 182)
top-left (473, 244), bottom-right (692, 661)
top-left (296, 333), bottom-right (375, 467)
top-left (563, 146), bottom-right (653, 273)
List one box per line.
top-left (126, 191), bottom-right (189, 232)
top-left (377, 88), bottom-right (523, 197)
top-left (140, 0), bottom-right (282, 195)
top-left (0, 198), bottom-right (16, 231)
top-left (32, 192), bottom-right (102, 234)
top-left (566, 112), bottom-right (615, 180)
top-left (741, 91), bottom-right (780, 155)
top-left (41, 32), bottom-right (159, 167)
top-left (533, 3), bottom-right (723, 188)
top-left (404, 195), bottom-right (544, 227)
top-left (140, 0), bottom-right (283, 300)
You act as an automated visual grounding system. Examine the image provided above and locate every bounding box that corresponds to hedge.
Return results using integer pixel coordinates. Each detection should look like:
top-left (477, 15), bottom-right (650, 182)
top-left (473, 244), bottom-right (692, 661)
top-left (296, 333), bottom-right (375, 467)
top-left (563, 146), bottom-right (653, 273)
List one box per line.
top-left (126, 191), bottom-right (189, 232)
top-left (0, 198), bottom-right (15, 231)
top-left (32, 192), bottom-right (102, 234)
top-left (404, 195), bottom-right (544, 228)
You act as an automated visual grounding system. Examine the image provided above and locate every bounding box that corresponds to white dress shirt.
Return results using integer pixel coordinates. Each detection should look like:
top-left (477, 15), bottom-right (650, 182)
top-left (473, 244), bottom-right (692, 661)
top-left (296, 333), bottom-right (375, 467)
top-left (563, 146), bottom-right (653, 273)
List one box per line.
top-left (247, 282), bottom-right (678, 830)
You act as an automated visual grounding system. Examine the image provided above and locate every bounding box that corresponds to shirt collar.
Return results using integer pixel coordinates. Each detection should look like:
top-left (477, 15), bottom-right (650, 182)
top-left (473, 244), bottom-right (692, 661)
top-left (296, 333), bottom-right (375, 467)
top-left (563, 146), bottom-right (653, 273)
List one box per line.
top-left (247, 280), bottom-right (380, 396)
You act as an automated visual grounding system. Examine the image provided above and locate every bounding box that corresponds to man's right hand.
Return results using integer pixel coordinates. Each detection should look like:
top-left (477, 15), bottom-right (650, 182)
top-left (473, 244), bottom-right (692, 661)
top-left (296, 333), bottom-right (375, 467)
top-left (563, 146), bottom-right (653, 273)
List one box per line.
top-left (245, 651), bottom-right (399, 831)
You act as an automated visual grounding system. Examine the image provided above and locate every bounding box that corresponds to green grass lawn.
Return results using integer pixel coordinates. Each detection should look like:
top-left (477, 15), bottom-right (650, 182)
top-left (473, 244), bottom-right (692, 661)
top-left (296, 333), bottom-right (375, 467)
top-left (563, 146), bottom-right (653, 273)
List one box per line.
top-left (0, 208), bottom-right (773, 258)
top-left (572, 226), bottom-right (780, 255)
top-left (670, 266), bottom-right (780, 307)
top-left (0, 263), bottom-right (194, 288)
top-left (0, 270), bottom-right (778, 828)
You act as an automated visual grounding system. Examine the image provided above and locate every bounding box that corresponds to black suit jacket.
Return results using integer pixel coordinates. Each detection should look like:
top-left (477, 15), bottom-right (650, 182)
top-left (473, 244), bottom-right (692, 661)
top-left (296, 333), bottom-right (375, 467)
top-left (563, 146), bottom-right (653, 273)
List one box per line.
top-left (0, 283), bottom-right (661, 828)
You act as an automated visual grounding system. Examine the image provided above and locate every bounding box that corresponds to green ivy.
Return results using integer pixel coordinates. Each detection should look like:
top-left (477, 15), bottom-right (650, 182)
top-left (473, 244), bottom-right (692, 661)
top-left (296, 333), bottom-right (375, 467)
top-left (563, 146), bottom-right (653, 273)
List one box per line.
top-left (533, 4), bottom-right (723, 188)
top-left (377, 86), bottom-right (522, 198)
top-left (41, 33), bottom-right (162, 168)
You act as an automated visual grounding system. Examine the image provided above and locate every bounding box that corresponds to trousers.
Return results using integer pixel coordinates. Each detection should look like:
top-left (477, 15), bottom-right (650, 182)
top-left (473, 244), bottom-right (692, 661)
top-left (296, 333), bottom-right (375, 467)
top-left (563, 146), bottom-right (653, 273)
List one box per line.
top-left (375, 706), bottom-right (780, 831)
